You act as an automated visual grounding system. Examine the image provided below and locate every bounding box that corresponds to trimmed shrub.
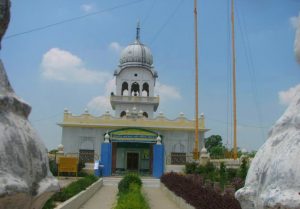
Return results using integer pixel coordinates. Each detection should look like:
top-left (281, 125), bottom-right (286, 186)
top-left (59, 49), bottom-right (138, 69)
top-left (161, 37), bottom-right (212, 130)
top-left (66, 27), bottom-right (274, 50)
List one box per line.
top-left (115, 183), bottom-right (150, 209)
top-left (161, 172), bottom-right (241, 209)
top-left (118, 173), bottom-right (142, 194)
top-left (42, 175), bottom-right (98, 209)
top-left (115, 174), bottom-right (149, 209)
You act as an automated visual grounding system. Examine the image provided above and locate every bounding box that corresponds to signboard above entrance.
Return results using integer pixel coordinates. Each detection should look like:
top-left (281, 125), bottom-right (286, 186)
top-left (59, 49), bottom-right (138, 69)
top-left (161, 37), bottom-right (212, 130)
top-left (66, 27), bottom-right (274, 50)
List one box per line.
top-left (110, 128), bottom-right (158, 143)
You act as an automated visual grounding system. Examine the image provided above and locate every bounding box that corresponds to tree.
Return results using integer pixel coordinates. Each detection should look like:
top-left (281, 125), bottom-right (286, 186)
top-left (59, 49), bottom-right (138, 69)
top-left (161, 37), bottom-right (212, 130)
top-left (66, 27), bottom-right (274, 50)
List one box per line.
top-left (205, 135), bottom-right (223, 152)
top-left (205, 135), bottom-right (226, 158)
top-left (48, 149), bottom-right (58, 154)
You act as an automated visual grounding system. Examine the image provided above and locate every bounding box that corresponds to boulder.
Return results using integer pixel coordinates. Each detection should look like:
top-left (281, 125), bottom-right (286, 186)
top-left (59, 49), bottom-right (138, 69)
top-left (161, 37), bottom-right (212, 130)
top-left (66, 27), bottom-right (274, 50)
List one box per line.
top-left (236, 91), bottom-right (300, 209)
top-left (0, 1), bottom-right (59, 208)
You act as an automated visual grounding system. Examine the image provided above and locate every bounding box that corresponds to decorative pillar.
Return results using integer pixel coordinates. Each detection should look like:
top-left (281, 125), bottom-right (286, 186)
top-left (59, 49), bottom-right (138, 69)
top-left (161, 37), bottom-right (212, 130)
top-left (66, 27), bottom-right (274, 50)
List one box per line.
top-left (101, 133), bottom-right (112, 176)
top-left (104, 133), bottom-right (110, 143)
top-left (200, 147), bottom-right (210, 166)
top-left (153, 138), bottom-right (164, 178)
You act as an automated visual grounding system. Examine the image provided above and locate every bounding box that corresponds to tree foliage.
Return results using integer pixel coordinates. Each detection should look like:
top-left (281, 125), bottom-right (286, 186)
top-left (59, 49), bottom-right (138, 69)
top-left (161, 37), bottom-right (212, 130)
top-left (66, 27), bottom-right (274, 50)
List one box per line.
top-left (205, 135), bottom-right (223, 152)
top-left (205, 134), bottom-right (257, 159)
top-left (205, 135), bottom-right (226, 158)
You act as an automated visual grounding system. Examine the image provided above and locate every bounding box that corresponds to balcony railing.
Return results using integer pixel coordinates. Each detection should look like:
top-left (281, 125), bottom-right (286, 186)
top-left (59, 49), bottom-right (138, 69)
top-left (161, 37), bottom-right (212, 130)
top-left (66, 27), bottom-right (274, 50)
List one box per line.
top-left (110, 95), bottom-right (159, 110)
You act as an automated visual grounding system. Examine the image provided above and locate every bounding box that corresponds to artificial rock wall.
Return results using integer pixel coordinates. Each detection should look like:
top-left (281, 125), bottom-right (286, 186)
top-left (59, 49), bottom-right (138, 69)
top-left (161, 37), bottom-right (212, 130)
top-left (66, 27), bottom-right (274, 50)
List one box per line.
top-left (236, 91), bottom-right (300, 209)
top-left (0, 1), bottom-right (59, 209)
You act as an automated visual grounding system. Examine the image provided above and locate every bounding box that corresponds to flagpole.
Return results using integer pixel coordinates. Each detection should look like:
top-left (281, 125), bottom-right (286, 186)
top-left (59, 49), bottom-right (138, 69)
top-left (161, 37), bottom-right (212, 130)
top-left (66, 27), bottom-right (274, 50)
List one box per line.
top-left (193, 0), bottom-right (199, 160)
top-left (231, 0), bottom-right (238, 160)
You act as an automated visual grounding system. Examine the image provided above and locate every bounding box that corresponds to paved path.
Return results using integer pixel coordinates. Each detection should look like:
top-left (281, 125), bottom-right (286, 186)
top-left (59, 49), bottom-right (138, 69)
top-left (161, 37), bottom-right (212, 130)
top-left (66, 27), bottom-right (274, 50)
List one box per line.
top-left (143, 187), bottom-right (181, 209)
top-left (79, 186), bottom-right (117, 209)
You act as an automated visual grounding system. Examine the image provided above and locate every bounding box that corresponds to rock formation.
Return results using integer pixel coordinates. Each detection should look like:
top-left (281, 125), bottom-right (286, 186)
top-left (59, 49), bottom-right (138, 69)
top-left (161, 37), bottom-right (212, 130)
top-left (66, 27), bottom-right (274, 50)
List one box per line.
top-left (236, 90), bottom-right (300, 208)
top-left (0, 1), bottom-right (59, 209)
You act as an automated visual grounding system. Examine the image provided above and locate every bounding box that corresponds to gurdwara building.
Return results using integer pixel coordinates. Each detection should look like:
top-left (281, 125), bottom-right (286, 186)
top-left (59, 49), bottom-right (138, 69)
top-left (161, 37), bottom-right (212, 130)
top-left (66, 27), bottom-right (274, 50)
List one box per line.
top-left (58, 25), bottom-right (208, 177)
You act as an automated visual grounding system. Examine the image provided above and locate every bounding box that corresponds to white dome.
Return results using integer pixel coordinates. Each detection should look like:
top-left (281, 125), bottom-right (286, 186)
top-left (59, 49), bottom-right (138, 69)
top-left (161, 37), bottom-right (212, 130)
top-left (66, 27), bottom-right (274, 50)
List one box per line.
top-left (119, 40), bottom-right (153, 67)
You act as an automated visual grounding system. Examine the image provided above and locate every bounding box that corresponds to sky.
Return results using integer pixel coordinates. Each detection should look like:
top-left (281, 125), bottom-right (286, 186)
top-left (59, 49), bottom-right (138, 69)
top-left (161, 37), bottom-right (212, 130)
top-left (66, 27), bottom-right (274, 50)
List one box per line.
top-left (1, 0), bottom-right (300, 152)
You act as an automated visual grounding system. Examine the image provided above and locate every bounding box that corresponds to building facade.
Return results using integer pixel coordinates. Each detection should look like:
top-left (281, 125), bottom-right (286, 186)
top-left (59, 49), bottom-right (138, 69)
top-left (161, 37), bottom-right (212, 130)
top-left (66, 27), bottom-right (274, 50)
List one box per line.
top-left (59, 25), bottom-right (208, 177)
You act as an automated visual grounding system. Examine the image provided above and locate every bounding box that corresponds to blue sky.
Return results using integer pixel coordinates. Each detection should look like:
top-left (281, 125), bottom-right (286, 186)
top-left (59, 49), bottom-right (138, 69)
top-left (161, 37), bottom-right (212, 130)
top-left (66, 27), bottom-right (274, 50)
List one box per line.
top-left (1, 0), bottom-right (300, 151)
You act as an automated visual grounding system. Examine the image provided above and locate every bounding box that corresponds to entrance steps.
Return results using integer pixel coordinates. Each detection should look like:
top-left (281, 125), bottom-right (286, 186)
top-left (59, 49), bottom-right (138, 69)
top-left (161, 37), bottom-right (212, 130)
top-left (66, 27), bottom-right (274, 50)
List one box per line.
top-left (103, 177), bottom-right (160, 188)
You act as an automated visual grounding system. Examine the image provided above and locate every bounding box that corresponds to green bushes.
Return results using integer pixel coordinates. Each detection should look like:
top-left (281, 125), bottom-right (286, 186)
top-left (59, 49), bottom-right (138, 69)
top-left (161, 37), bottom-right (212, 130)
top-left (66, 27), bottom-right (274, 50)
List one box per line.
top-left (185, 162), bottom-right (218, 181)
top-left (239, 158), bottom-right (249, 180)
top-left (118, 173), bottom-right (142, 194)
top-left (185, 160), bottom-right (249, 190)
top-left (42, 175), bottom-right (98, 209)
top-left (49, 159), bottom-right (58, 176)
top-left (115, 174), bottom-right (149, 209)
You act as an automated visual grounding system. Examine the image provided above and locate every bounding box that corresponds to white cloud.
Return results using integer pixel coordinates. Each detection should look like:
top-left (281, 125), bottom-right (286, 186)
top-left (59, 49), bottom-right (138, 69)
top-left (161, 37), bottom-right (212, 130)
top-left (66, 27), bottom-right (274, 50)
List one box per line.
top-left (291, 13), bottom-right (300, 64)
top-left (109, 42), bottom-right (124, 54)
top-left (81, 4), bottom-right (94, 13)
top-left (87, 96), bottom-right (111, 113)
top-left (104, 77), bottom-right (116, 95)
top-left (155, 82), bottom-right (181, 102)
top-left (278, 84), bottom-right (300, 106)
top-left (86, 78), bottom-right (115, 114)
top-left (41, 48), bottom-right (110, 84)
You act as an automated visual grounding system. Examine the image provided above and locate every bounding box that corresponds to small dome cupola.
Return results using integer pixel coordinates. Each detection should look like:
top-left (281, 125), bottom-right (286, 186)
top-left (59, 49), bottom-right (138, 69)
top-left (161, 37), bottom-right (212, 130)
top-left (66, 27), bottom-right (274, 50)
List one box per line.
top-left (119, 22), bottom-right (153, 68)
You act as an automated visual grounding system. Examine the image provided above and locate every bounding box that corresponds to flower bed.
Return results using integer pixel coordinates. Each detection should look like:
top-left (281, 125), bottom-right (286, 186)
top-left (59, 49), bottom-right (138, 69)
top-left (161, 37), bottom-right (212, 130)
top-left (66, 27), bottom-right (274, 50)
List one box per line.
top-left (161, 172), bottom-right (241, 209)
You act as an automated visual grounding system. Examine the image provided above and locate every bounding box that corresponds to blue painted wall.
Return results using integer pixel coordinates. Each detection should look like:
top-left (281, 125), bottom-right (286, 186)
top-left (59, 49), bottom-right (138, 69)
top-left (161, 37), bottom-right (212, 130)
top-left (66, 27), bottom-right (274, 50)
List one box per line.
top-left (153, 144), bottom-right (164, 178)
top-left (101, 143), bottom-right (112, 177)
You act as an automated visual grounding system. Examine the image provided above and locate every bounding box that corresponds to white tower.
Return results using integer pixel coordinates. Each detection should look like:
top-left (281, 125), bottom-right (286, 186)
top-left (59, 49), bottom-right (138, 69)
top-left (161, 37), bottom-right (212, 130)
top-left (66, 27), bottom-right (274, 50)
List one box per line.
top-left (110, 23), bottom-right (159, 119)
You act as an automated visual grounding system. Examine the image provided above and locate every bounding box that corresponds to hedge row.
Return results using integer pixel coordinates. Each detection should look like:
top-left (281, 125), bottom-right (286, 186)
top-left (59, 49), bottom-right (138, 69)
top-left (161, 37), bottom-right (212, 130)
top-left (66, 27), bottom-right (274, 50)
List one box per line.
top-left (43, 175), bottom-right (99, 209)
top-left (115, 173), bottom-right (149, 209)
top-left (161, 172), bottom-right (241, 209)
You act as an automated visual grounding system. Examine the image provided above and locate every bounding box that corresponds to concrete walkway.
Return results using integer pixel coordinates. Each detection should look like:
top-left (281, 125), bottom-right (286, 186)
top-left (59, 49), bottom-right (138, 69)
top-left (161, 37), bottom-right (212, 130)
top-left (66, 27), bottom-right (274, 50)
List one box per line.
top-left (79, 186), bottom-right (117, 209)
top-left (78, 184), bottom-right (181, 209)
top-left (143, 187), bottom-right (181, 209)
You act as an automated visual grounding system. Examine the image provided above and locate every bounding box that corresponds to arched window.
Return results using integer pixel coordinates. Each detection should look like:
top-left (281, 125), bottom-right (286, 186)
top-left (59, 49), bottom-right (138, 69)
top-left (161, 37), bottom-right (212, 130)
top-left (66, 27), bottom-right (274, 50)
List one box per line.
top-left (121, 82), bottom-right (128, 96)
top-left (131, 82), bottom-right (140, 96)
top-left (120, 111), bottom-right (126, 118)
top-left (143, 112), bottom-right (148, 118)
top-left (142, 83), bottom-right (149, 96)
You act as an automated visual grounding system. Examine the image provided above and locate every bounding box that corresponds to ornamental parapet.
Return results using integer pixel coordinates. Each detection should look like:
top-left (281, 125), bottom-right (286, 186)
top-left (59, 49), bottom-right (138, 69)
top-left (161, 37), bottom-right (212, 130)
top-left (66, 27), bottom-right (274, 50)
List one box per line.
top-left (59, 110), bottom-right (207, 131)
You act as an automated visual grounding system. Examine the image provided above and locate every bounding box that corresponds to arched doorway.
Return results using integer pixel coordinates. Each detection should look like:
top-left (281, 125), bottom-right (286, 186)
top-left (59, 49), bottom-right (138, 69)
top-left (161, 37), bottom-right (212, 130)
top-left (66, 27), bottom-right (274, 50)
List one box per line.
top-left (131, 82), bottom-right (140, 96)
top-left (142, 82), bottom-right (149, 96)
top-left (121, 82), bottom-right (129, 96)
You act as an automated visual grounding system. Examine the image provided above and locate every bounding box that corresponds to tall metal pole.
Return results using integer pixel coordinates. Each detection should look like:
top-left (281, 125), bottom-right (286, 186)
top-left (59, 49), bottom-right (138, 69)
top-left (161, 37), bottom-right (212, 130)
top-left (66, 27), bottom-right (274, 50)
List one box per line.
top-left (231, 0), bottom-right (238, 160)
top-left (193, 0), bottom-right (199, 160)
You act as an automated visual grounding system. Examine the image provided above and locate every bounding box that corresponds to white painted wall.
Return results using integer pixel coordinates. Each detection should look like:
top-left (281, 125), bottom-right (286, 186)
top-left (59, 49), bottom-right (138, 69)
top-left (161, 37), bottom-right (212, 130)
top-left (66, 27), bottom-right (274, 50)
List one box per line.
top-left (116, 67), bottom-right (156, 97)
top-left (61, 127), bottom-right (105, 159)
top-left (61, 127), bottom-right (205, 164)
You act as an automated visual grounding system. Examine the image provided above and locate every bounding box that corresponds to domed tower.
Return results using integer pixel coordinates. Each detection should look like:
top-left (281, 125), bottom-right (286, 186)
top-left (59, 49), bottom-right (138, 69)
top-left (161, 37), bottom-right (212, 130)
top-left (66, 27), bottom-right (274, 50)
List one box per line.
top-left (110, 23), bottom-right (159, 119)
